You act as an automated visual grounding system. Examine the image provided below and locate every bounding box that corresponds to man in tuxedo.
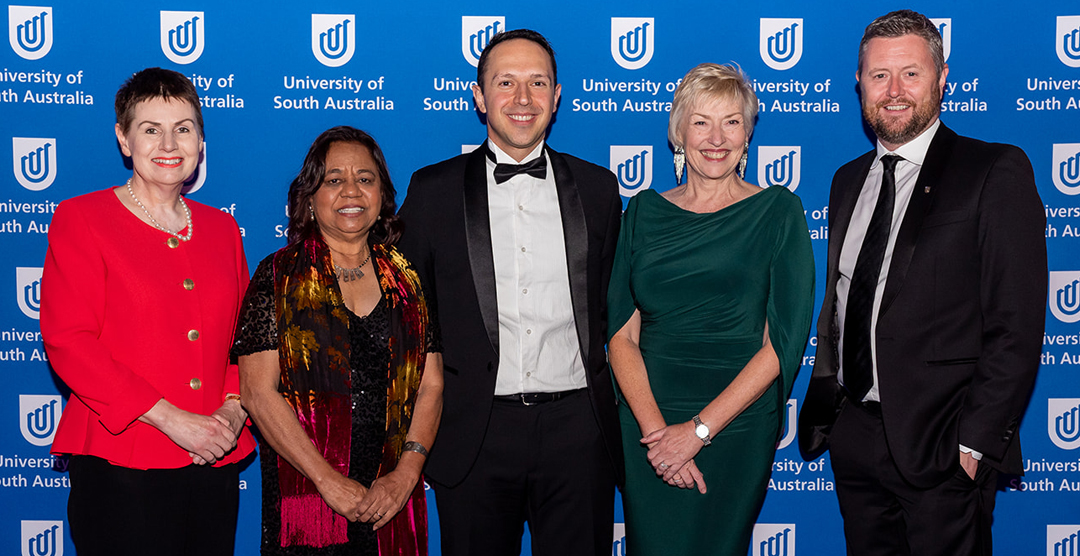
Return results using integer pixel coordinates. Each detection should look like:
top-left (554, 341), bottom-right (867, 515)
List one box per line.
top-left (397, 29), bottom-right (622, 556)
top-left (798, 10), bottom-right (1046, 555)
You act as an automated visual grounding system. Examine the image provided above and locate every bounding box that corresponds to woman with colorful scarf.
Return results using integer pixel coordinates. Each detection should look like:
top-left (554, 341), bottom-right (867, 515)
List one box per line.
top-left (234, 126), bottom-right (443, 556)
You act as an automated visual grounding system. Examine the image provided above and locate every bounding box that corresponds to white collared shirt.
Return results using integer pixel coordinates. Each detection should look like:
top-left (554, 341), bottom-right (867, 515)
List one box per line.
top-left (837, 119), bottom-right (941, 403)
top-left (486, 141), bottom-right (587, 395)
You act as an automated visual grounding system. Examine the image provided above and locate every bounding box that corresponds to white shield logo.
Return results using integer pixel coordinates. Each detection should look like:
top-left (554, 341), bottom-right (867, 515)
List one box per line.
top-left (776, 399), bottom-right (798, 450)
top-left (20, 395), bottom-right (62, 447)
top-left (610, 18), bottom-right (654, 70)
top-left (760, 18), bottom-right (803, 71)
top-left (757, 146), bottom-right (801, 192)
top-left (1049, 399), bottom-right (1080, 450)
top-left (1050, 271), bottom-right (1080, 323)
top-left (1047, 525), bottom-right (1080, 555)
top-left (752, 524), bottom-right (796, 556)
top-left (610, 146), bottom-right (653, 198)
top-left (160, 11), bottom-right (204, 64)
top-left (17, 266), bottom-right (43, 320)
top-left (1057, 16), bottom-right (1080, 68)
top-left (1052, 143), bottom-right (1080, 195)
top-left (930, 18), bottom-right (951, 62)
top-left (461, 16), bottom-right (504, 68)
top-left (12, 137), bottom-right (57, 191)
top-left (311, 14), bottom-right (354, 67)
top-left (181, 142), bottom-right (207, 195)
top-left (21, 521), bottom-right (63, 556)
top-left (613, 523), bottom-right (627, 556)
top-left (8, 5), bottom-right (52, 60)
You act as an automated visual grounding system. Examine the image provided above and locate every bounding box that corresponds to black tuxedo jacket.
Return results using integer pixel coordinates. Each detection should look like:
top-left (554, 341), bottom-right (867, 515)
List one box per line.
top-left (799, 124), bottom-right (1047, 488)
top-left (397, 143), bottom-right (624, 488)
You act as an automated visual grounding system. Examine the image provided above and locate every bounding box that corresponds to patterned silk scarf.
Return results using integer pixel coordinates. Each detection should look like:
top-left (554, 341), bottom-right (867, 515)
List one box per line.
top-left (273, 237), bottom-right (430, 555)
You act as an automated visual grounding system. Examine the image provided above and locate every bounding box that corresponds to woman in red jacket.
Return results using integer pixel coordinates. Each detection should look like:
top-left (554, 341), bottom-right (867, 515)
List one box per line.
top-left (40, 67), bottom-right (255, 556)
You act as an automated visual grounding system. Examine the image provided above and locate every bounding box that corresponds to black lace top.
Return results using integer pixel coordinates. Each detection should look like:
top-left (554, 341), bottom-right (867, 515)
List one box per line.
top-left (233, 257), bottom-right (438, 556)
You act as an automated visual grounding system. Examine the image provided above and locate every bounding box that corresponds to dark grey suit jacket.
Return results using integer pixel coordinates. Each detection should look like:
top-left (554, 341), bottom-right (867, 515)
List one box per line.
top-left (799, 124), bottom-right (1047, 487)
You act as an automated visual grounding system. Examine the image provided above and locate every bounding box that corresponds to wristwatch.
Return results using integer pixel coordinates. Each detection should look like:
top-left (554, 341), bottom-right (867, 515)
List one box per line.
top-left (692, 414), bottom-right (711, 446)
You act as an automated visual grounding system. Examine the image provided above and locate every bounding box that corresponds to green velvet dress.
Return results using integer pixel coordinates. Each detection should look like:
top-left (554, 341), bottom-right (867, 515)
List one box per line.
top-left (608, 186), bottom-right (814, 556)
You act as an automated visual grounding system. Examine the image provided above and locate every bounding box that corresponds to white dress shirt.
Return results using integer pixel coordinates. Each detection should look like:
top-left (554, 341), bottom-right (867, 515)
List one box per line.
top-left (837, 119), bottom-right (940, 402)
top-left (486, 141), bottom-right (587, 395)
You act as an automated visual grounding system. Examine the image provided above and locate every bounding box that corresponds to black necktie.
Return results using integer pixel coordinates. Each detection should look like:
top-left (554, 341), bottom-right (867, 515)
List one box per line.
top-left (490, 152), bottom-right (547, 184)
top-left (843, 154), bottom-right (902, 400)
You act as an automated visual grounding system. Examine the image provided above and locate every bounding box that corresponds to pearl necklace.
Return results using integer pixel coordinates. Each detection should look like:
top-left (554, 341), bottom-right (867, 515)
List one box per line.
top-left (126, 179), bottom-right (193, 242)
top-left (333, 250), bottom-right (372, 282)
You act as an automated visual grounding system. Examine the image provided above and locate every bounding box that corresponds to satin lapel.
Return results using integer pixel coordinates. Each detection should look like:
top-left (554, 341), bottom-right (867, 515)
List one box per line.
top-left (548, 146), bottom-right (591, 365)
top-left (463, 144), bottom-right (499, 353)
top-left (880, 125), bottom-right (955, 315)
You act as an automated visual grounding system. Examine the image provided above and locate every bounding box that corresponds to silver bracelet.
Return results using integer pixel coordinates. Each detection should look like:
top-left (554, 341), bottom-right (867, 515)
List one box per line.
top-left (402, 441), bottom-right (429, 457)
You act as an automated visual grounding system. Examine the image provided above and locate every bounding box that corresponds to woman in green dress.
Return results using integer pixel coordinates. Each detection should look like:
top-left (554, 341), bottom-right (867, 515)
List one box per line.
top-left (608, 63), bottom-right (815, 555)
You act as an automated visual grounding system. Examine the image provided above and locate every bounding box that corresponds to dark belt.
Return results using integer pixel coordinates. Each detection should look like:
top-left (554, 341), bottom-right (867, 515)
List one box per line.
top-left (493, 388), bottom-right (584, 406)
top-left (844, 388), bottom-right (882, 417)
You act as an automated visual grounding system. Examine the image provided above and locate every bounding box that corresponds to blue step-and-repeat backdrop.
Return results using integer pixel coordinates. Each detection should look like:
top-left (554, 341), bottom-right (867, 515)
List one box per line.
top-left (3, 1), bottom-right (1080, 554)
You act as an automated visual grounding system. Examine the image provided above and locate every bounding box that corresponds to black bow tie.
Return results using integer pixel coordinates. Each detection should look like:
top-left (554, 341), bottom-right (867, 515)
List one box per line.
top-left (491, 153), bottom-right (547, 184)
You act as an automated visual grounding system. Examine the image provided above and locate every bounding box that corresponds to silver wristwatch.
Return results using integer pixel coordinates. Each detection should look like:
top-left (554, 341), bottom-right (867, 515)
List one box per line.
top-left (693, 414), bottom-right (711, 446)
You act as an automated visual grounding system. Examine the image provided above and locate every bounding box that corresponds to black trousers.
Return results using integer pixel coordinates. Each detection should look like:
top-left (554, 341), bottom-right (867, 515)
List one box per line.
top-left (67, 455), bottom-right (240, 556)
top-left (830, 402), bottom-right (998, 556)
top-left (432, 390), bottom-right (616, 556)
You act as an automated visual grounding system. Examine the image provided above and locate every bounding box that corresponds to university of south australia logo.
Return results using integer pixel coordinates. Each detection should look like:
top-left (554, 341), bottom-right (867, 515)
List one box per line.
top-left (757, 146), bottom-right (801, 192)
top-left (1047, 525), bottom-right (1080, 555)
top-left (1057, 16), bottom-right (1080, 68)
top-left (776, 399), bottom-right (798, 450)
top-left (311, 14), bottom-right (354, 67)
top-left (8, 5), bottom-right (52, 60)
top-left (1049, 271), bottom-right (1080, 324)
top-left (12, 137), bottom-right (57, 191)
top-left (610, 18), bottom-right (654, 70)
top-left (1049, 399), bottom-right (1080, 450)
top-left (610, 146), bottom-right (652, 198)
top-left (182, 142), bottom-right (207, 194)
top-left (461, 16), bottom-right (503, 68)
top-left (753, 524), bottom-right (796, 556)
top-left (22, 521), bottom-right (63, 556)
top-left (760, 18), bottom-right (803, 71)
top-left (160, 11), bottom-right (204, 64)
top-left (1053, 143), bottom-right (1080, 196)
top-left (930, 18), bottom-right (951, 61)
top-left (17, 267), bottom-right (43, 320)
top-left (20, 394), bottom-right (62, 446)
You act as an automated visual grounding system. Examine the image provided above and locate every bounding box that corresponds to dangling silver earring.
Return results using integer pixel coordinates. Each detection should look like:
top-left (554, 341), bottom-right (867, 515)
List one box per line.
top-left (738, 141), bottom-right (749, 179)
top-left (674, 146), bottom-right (685, 183)
top-left (309, 204), bottom-right (315, 220)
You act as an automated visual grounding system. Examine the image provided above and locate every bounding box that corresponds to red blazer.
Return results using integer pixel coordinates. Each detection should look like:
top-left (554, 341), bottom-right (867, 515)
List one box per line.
top-left (41, 187), bottom-right (256, 469)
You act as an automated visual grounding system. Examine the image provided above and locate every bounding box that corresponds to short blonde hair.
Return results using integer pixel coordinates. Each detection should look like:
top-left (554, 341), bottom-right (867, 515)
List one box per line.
top-left (668, 63), bottom-right (758, 149)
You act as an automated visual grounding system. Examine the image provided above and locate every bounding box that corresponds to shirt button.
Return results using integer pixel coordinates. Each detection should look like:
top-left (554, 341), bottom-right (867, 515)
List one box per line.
top-left (188, 330), bottom-right (200, 341)
top-left (167, 237), bottom-right (180, 248)
top-left (520, 246), bottom-right (526, 252)
top-left (518, 205), bottom-right (524, 211)
top-left (522, 288), bottom-right (528, 295)
top-left (526, 328), bottom-right (532, 335)
top-left (526, 372), bottom-right (532, 377)
top-left (183, 279), bottom-right (195, 290)
top-left (189, 378), bottom-right (202, 390)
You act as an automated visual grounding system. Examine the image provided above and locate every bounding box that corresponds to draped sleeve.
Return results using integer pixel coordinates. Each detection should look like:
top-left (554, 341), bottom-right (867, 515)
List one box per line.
top-left (765, 189), bottom-right (816, 422)
top-left (606, 195), bottom-right (638, 340)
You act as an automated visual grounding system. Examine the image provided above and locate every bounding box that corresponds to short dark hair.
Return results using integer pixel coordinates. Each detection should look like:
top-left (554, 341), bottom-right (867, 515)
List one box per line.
top-left (115, 67), bottom-right (204, 136)
top-left (286, 126), bottom-right (401, 246)
top-left (859, 10), bottom-right (945, 77)
top-left (476, 29), bottom-right (557, 92)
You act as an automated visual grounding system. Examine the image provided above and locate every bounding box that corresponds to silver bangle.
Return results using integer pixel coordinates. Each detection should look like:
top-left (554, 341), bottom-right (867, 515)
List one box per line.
top-left (402, 441), bottom-right (429, 457)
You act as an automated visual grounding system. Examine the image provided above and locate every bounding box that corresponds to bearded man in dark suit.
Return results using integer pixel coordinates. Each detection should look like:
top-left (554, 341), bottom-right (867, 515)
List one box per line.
top-left (799, 9), bottom-right (1047, 555)
top-left (397, 28), bottom-right (622, 556)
